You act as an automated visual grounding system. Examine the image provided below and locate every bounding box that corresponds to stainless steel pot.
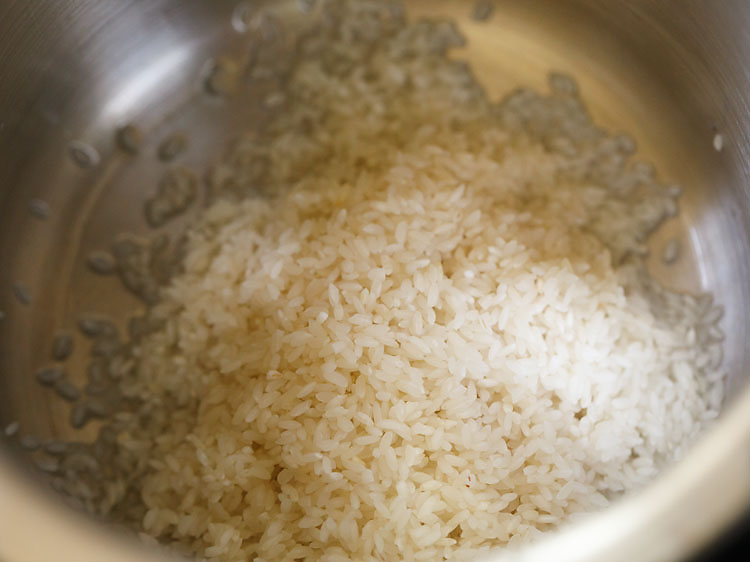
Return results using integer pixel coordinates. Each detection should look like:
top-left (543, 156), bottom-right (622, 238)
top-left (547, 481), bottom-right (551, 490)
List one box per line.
top-left (0, 1), bottom-right (748, 561)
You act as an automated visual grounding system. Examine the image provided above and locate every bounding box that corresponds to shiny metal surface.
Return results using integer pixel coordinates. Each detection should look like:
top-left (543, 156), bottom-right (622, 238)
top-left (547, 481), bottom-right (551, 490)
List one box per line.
top-left (0, 1), bottom-right (748, 561)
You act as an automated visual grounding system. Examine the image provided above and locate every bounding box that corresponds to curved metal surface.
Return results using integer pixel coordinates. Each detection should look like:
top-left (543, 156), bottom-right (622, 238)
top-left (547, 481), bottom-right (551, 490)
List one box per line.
top-left (0, 0), bottom-right (748, 561)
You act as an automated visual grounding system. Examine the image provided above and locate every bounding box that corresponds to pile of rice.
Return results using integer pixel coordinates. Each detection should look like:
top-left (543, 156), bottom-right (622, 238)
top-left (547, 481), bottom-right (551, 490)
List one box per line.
top-left (82, 2), bottom-right (725, 561)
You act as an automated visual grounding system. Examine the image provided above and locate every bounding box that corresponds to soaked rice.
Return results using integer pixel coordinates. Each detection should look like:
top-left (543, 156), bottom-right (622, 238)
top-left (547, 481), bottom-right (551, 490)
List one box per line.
top-left (61, 2), bottom-right (724, 561)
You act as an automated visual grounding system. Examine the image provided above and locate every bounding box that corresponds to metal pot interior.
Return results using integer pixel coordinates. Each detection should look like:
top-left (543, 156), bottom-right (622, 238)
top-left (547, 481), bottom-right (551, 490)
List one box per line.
top-left (0, 1), bottom-right (748, 561)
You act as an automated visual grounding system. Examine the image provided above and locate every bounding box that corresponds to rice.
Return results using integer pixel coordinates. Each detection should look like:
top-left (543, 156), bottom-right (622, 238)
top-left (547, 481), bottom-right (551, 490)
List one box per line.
top-left (62, 1), bottom-right (725, 561)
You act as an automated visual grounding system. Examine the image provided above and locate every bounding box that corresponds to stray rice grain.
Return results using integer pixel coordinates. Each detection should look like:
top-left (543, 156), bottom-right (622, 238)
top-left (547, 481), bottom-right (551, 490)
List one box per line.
top-left (28, 198), bottom-right (51, 220)
top-left (51, 332), bottom-right (74, 361)
top-left (12, 283), bottom-right (31, 306)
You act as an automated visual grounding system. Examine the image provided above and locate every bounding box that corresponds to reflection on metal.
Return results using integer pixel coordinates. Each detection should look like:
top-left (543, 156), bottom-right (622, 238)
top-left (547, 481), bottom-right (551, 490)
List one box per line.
top-left (100, 46), bottom-right (193, 122)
